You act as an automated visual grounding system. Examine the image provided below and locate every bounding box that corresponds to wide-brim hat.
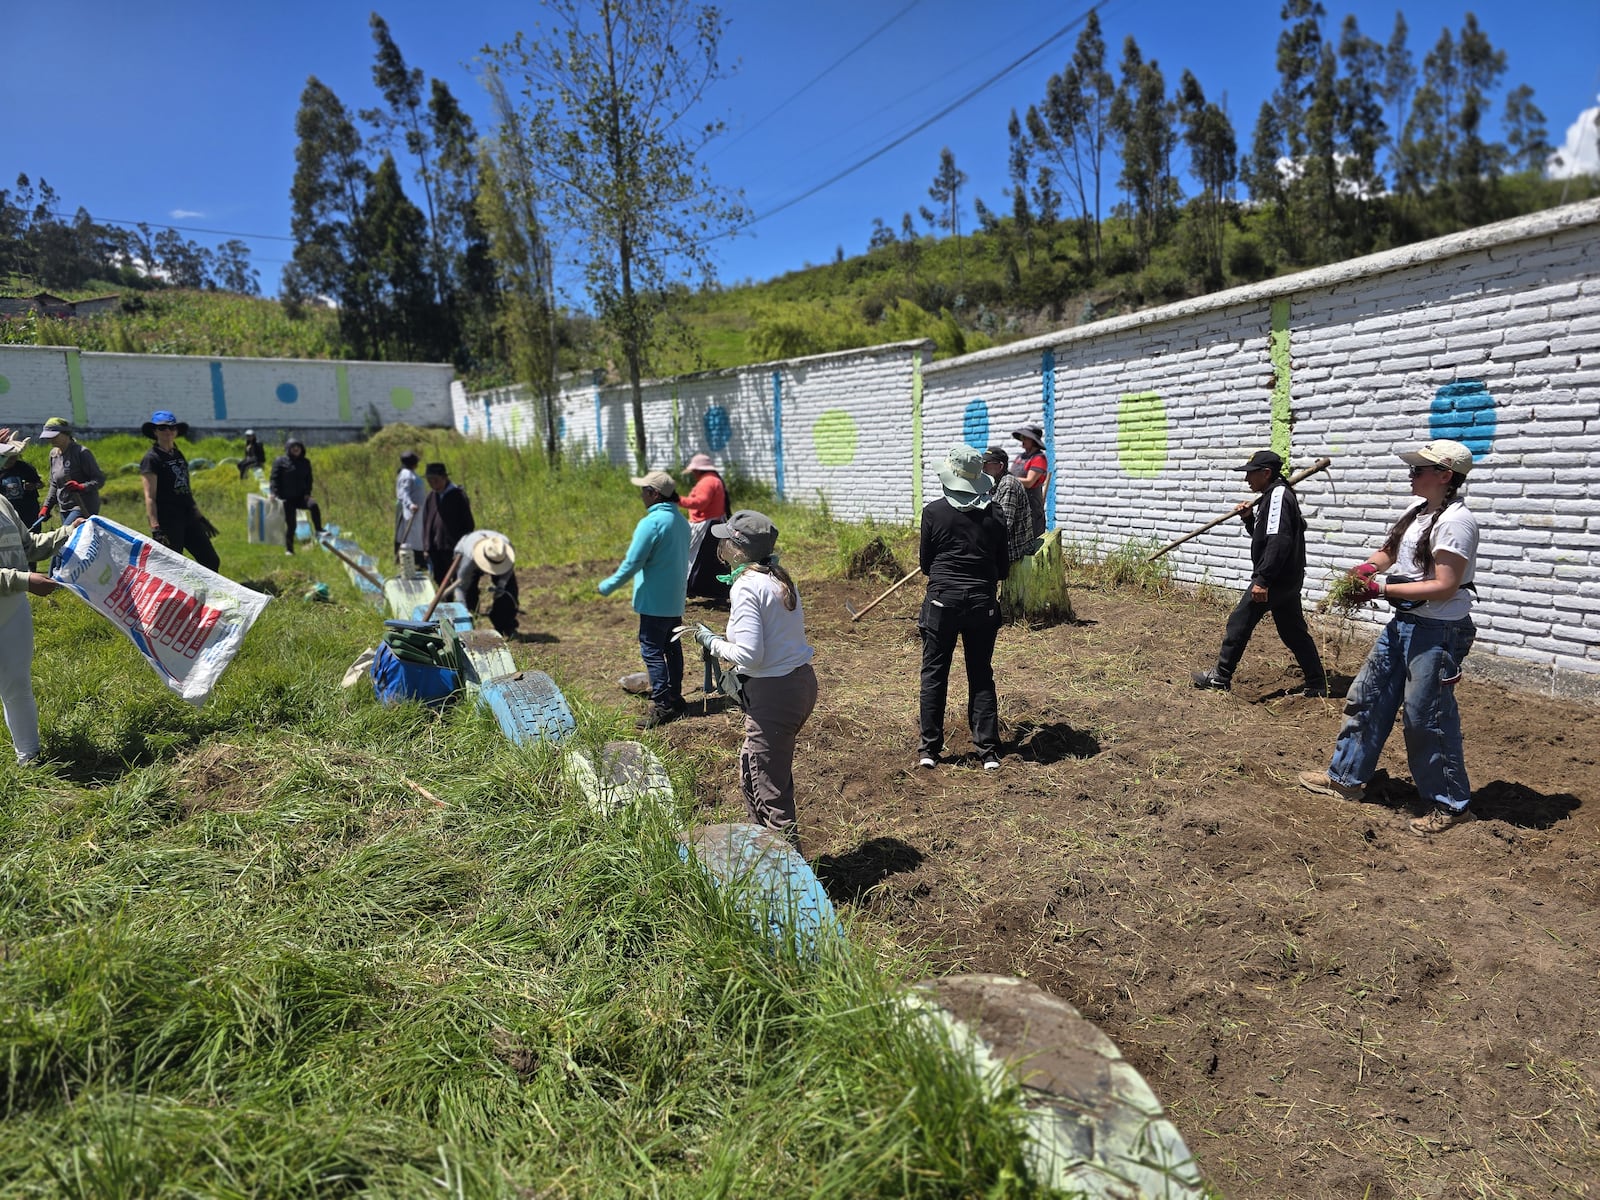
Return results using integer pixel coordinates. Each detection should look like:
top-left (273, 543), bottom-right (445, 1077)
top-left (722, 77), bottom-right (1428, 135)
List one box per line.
top-left (424, 462), bottom-right (449, 478)
top-left (630, 470), bottom-right (677, 497)
top-left (1233, 449), bottom-right (1283, 472)
top-left (1011, 422), bottom-right (1045, 445)
top-left (938, 444), bottom-right (994, 509)
top-left (38, 417), bottom-right (72, 440)
top-left (471, 534), bottom-right (516, 576)
top-left (711, 509), bottom-right (778, 560)
top-left (140, 410), bottom-right (190, 440)
top-left (1399, 438), bottom-right (1474, 475)
top-left (683, 453), bottom-right (718, 474)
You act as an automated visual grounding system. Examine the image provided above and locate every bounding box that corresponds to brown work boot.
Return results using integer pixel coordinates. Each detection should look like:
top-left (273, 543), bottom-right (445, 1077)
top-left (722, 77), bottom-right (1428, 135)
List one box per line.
top-left (1409, 804), bottom-right (1473, 836)
top-left (1296, 771), bottom-right (1365, 802)
top-left (636, 702), bottom-right (681, 730)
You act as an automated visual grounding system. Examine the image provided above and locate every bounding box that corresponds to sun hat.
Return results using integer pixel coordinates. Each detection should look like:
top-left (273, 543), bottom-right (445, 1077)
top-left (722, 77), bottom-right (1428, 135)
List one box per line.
top-left (38, 417), bottom-right (72, 440)
top-left (630, 470), bottom-right (678, 497)
top-left (938, 444), bottom-right (994, 510)
top-left (140, 410), bottom-right (190, 439)
top-left (400, 450), bottom-right (420, 466)
top-left (244, 428), bottom-right (256, 438)
top-left (683, 452), bottom-right (718, 474)
top-left (471, 534), bottom-right (516, 577)
top-left (981, 446), bottom-right (1009, 468)
top-left (0, 434), bottom-right (29, 463)
top-left (424, 461), bottom-right (449, 478)
top-left (711, 509), bottom-right (779, 560)
top-left (1011, 422), bottom-right (1045, 445)
top-left (1233, 449), bottom-right (1283, 472)
top-left (1399, 439), bottom-right (1474, 476)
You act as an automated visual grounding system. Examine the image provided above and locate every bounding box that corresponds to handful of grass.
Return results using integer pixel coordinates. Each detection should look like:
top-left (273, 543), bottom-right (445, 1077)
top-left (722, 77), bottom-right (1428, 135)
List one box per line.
top-left (1317, 570), bottom-right (1371, 617)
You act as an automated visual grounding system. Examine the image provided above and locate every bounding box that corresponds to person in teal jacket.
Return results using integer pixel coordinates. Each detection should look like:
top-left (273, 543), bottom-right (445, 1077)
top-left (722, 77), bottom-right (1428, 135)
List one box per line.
top-left (599, 470), bottom-right (691, 727)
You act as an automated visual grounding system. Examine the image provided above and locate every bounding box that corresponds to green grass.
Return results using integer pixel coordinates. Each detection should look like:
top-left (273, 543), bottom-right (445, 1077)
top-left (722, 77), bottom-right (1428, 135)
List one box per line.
top-left (2, 433), bottom-right (1042, 1197)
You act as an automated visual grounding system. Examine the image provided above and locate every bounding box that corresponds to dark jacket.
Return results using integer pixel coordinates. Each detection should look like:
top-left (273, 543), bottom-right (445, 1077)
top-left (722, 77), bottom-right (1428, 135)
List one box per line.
top-left (270, 446), bottom-right (314, 502)
top-left (45, 441), bottom-right (105, 515)
top-left (1239, 476), bottom-right (1308, 588)
top-left (422, 482), bottom-right (475, 555)
top-left (0, 460), bottom-right (43, 515)
top-left (241, 438), bottom-right (267, 469)
top-left (919, 498), bottom-right (1010, 594)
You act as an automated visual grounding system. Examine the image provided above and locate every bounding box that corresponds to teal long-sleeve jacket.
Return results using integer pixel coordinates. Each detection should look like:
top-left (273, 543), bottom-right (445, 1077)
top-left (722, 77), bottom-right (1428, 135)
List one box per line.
top-left (598, 501), bottom-right (690, 617)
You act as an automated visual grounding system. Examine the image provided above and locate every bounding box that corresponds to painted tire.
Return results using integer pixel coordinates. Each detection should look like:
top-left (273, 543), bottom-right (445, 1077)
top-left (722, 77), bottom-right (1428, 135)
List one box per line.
top-left (563, 739), bottom-right (674, 814)
top-left (677, 822), bottom-right (843, 959)
top-left (477, 670), bottom-right (576, 746)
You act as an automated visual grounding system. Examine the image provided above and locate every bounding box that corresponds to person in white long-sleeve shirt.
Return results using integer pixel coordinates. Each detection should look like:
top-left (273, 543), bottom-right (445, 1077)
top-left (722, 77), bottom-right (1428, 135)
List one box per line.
top-left (684, 510), bottom-right (817, 848)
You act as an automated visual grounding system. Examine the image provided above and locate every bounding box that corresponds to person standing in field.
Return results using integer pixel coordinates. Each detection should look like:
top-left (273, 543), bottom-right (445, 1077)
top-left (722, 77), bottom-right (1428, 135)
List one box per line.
top-left (139, 410), bottom-right (220, 572)
top-left (0, 428), bottom-right (84, 767)
top-left (679, 452), bottom-right (731, 603)
top-left (394, 450), bottom-right (427, 571)
top-left (917, 445), bottom-right (1010, 771)
top-left (238, 429), bottom-right (266, 480)
top-left (421, 462), bottom-right (475, 586)
top-left (269, 438), bottom-right (325, 555)
top-left (1010, 422), bottom-right (1049, 537)
top-left (1298, 439), bottom-right (1481, 837)
top-left (680, 510), bottom-right (816, 849)
top-left (1192, 449), bottom-right (1326, 697)
top-left (0, 448), bottom-right (44, 532)
top-left (598, 470), bottom-right (690, 729)
top-left (981, 446), bottom-right (1038, 566)
top-left (39, 417), bottom-right (104, 527)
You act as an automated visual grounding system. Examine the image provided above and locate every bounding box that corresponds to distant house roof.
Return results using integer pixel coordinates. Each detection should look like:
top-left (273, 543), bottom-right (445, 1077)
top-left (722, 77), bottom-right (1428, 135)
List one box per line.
top-left (0, 291), bottom-right (121, 317)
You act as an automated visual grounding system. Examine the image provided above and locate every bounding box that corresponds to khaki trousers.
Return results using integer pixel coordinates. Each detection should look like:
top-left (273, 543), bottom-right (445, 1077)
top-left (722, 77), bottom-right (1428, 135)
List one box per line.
top-left (738, 663), bottom-right (818, 838)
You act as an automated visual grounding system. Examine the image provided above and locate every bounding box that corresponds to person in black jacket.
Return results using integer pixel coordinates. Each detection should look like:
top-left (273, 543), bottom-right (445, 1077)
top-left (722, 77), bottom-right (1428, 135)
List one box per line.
top-left (1193, 449), bottom-right (1326, 696)
top-left (421, 462), bottom-right (475, 586)
top-left (269, 438), bottom-right (324, 555)
top-left (917, 445), bottom-right (1012, 770)
top-left (238, 430), bottom-right (267, 480)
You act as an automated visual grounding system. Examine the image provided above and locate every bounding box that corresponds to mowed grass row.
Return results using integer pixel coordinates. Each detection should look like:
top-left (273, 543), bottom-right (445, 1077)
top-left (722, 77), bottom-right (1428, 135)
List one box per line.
top-left (2, 434), bottom-right (1032, 1197)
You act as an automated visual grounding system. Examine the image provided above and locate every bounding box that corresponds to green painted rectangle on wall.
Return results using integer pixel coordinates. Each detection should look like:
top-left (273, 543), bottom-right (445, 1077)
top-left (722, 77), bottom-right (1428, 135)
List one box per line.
top-left (66, 349), bottom-right (87, 427)
top-left (910, 354), bottom-right (924, 523)
top-left (337, 364), bottom-right (352, 421)
top-left (1270, 299), bottom-right (1291, 463)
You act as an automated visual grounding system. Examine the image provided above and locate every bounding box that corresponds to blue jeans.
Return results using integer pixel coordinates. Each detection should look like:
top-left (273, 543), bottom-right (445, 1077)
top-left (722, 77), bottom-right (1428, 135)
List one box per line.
top-left (638, 613), bottom-right (684, 708)
top-left (1328, 615), bottom-right (1475, 811)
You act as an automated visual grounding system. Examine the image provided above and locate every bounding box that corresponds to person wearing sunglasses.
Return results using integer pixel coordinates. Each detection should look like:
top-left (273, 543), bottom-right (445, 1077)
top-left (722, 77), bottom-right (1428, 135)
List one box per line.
top-left (1298, 439), bottom-right (1480, 836)
top-left (139, 410), bottom-right (221, 572)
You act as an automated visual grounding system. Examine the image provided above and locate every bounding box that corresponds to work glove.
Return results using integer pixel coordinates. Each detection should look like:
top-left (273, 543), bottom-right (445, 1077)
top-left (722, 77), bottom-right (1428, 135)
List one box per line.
top-left (64, 480), bottom-right (86, 492)
top-left (1350, 562), bottom-right (1377, 580)
top-left (151, 526), bottom-right (174, 549)
top-left (672, 623), bottom-right (718, 650)
top-left (1355, 574), bottom-right (1384, 604)
top-left (37, 505), bottom-right (51, 521)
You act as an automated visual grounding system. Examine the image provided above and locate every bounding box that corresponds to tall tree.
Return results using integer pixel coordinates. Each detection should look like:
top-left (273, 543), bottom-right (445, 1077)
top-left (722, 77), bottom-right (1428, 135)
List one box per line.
top-left (1274, 0), bottom-right (1327, 162)
top-left (486, 0), bottom-right (747, 471)
top-left (430, 78), bottom-right (497, 366)
top-left (1502, 84), bottom-right (1550, 174)
top-left (1336, 14), bottom-right (1388, 252)
top-left (927, 147), bottom-right (967, 282)
top-left (1382, 11), bottom-right (1416, 184)
top-left (363, 153), bottom-right (434, 358)
top-left (1006, 110), bottom-right (1036, 268)
top-left (1451, 13), bottom-right (1508, 221)
top-left (1177, 70), bottom-right (1236, 287)
top-left (1110, 36), bottom-right (1177, 266)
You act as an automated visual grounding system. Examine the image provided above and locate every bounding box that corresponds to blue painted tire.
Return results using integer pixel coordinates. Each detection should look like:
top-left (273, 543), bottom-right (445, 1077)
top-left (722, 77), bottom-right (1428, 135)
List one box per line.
top-left (678, 823), bottom-right (843, 959)
top-left (477, 670), bottom-right (576, 746)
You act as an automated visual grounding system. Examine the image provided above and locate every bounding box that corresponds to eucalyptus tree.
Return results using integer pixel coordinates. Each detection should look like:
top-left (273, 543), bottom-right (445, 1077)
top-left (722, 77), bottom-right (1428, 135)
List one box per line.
top-left (1176, 70), bottom-right (1235, 287)
top-left (927, 147), bottom-right (968, 282)
top-left (1110, 36), bottom-right (1176, 266)
top-left (1502, 85), bottom-right (1550, 174)
top-left (485, 0), bottom-right (746, 470)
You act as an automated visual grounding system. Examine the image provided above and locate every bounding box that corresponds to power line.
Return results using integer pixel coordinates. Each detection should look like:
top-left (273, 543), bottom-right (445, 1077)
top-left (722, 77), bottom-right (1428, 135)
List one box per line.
top-left (48, 210), bottom-right (293, 243)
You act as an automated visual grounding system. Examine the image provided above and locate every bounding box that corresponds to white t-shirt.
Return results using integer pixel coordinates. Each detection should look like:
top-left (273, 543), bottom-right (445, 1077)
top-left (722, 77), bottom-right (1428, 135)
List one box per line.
top-left (1391, 499), bottom-right (1478, 621)
top-left (710, 568), bottom-right (814, 678)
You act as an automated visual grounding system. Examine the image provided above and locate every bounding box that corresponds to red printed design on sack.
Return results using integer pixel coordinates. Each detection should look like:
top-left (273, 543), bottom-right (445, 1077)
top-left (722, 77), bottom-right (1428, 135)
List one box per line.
top-left (105, 564), bottom-right (222, 660)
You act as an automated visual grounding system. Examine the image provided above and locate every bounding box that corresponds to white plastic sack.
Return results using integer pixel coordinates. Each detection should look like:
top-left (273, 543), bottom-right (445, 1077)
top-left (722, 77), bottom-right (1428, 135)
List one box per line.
top-left (50, 516), bottom-right (270, 704)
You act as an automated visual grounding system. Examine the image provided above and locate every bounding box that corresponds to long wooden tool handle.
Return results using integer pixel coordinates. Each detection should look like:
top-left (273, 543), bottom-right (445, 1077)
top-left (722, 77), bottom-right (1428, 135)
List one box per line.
top-left (321, 538), bottom-right (386, 589)
top-left (421, 553), bottom-right (462, 621)
top-left (1147, 457), bottom-right (1332, 562)
top-left (850, 568), bottom-right (921, 622)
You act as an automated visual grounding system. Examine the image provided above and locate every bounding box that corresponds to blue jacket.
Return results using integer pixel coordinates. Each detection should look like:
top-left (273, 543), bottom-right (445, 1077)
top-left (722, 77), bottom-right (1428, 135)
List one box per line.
top-left (599, 501), bottom-right (690, 616)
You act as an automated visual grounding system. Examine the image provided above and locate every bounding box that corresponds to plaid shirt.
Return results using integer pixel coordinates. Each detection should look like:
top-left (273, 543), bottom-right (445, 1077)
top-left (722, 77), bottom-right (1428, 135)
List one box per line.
top-left (990, 473), bottom-right (1035, 563)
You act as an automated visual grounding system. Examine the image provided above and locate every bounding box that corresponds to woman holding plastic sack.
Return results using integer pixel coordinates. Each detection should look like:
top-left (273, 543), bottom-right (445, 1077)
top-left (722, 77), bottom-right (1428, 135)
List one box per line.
top-left (678, 453), bottom-right (731, 603)
top-left (0, 428), bottom-right (83, 766)
top-left (139, 410), bottom-right (220, 572)
top-left (678, 511), bottom-right (817, 850)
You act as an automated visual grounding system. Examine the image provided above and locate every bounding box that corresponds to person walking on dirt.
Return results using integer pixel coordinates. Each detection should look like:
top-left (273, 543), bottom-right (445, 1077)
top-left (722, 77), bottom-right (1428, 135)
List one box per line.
top-left (1298, 439), bottom-right (1481, 837)
top-left (679, 510), bottom-right (817, 848)
top-left (679, 452), bottom-right (731, 603)
top-left (1192, 449), bottom-right (1326, 696)
top-left (270, 438), bottom-right (325, 556)
top-left (452, 530), bottom-right (519, 637)
top-left (982, 447), bottom-right (1039, 564)
top-left (917, 445), bottom-right (1011, 771)
top-left (598, 471), bottom-right (690, 729)
top-left (394, 450), bottom-right (427, 572)
top-left (139, 410), bottom-right (221, 572)
top-left (39, 417), bottom-right (104, 526)
top-left (0, 429), bottom-right (85, 767)
top-left (238, 430), bottom-right (266, 480)
top-left (1011, 422), bottom-right (1049, 537)
top-left (421, 462), bottom-right (475, 587)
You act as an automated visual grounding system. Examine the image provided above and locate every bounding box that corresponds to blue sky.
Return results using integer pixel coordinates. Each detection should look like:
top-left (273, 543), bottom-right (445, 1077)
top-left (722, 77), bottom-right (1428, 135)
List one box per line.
top-left (7, 0), bottom-right (1598, 301)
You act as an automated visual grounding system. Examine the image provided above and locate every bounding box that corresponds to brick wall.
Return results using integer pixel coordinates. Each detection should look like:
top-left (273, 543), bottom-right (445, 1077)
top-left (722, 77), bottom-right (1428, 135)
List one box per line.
top-left (0, 347), bottom-right (454, 436)
top-left (458, 199), bottom-right (1600, 697)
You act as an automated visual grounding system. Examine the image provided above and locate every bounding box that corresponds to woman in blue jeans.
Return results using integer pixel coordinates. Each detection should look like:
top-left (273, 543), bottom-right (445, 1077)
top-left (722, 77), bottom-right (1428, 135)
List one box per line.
top-left (1298, 439), bottom-right (1480, 836)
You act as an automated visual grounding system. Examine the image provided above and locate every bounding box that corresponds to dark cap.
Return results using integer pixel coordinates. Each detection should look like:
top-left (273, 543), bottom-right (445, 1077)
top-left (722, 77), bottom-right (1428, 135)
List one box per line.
top-left (711, 509), bottom-right (779, 560)
top-left (1233, 449), bottom-right (1283, 472)
top-left (400, 450), bottom-right (420, 466)
top-left (981, 446), bottom-right (1008, 467)
top-left (424, 461), bottom-right (448, 477)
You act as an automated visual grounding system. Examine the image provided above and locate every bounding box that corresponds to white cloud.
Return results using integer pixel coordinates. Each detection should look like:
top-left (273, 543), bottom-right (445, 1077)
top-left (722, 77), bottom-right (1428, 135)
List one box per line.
top-left (1546, 100), bottom-right (1600, 179)
top-left (169, 208), bottom-right (206, 219)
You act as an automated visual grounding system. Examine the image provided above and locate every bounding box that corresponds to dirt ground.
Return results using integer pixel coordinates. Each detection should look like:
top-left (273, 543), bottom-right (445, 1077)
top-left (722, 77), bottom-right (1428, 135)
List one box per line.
top-left (517, 563), bottom-right (1599, 1199)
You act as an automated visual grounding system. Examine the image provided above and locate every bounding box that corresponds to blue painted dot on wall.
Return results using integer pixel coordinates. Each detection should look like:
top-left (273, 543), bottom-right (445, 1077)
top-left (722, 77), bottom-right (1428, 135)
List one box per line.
top-left (704, 405), bottom-right (732, 453)
top-left (1430, 380), bottom-right (1496, 457)
top-left (962, 398), bottom-right (989, 449)
top-left (275, 382), bottom-right (299, 404)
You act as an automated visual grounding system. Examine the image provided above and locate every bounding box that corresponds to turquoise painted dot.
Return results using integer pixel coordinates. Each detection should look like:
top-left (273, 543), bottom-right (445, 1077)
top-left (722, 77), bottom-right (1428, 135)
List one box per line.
top-left (962, 399), bottom-right (989, 449)
top-left (0, 375), bottom-right (10, 395)
top-left (704, 406), bottom-right (731, 452)
top-left (1430, 381), bottom-right (1496, 457)
top-left (390, 386), bottom-right (414, 411)
top-left (275, 382), bottom-right (299, 404)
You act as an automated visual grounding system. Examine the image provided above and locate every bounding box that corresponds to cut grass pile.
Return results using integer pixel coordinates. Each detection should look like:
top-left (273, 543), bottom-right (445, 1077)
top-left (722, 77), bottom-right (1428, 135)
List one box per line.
top-left (3, 435), bottom-right (1039, 1197)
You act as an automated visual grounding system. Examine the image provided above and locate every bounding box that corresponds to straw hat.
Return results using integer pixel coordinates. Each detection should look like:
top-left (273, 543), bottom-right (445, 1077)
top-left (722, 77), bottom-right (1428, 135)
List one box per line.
top-left (471, 534), bottom-right (516, 576)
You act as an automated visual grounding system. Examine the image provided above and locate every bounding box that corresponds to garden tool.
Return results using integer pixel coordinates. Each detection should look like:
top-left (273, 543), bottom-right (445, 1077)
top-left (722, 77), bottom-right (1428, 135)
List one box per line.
top-left (845, 567), bottom-right (920, 621)
top-left (1146, 457), bottom-right (1332, 561)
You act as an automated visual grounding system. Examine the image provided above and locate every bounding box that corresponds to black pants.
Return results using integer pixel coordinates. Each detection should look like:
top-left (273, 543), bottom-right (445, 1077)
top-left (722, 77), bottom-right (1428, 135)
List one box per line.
top-left (428, 551), bottom-right (455, 587)
top-left (918, 586), bottom-right (1002, 758)
top-left (281, 498), bottom-right (323, 552)
top-left (457, 562), bottom-right (520, 636)
top-left (162, 510), bottom-right (220, 573)
top-left (1214, 579), bottom-right (1325, 687)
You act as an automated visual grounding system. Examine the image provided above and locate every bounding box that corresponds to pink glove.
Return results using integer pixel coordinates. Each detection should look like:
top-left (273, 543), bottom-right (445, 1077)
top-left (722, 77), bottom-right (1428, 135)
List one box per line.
top-left (1352, 563), bottom-right (1377, 580)
top-left (64, 479), bottom-right (86, 492)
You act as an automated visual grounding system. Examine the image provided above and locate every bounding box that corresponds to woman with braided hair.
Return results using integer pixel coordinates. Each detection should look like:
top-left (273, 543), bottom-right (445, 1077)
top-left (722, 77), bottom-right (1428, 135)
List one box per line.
top-left (1298, 439), bottom-right (1480, 836)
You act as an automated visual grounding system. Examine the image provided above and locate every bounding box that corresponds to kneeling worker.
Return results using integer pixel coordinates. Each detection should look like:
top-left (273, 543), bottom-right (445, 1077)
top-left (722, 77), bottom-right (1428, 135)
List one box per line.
top-left (453, 530), bottom-right (519, 637)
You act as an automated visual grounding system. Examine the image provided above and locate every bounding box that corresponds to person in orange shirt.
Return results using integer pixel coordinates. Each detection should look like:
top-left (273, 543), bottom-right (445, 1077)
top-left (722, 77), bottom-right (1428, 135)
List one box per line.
top-left (679, 452), bottom-right (731, 603)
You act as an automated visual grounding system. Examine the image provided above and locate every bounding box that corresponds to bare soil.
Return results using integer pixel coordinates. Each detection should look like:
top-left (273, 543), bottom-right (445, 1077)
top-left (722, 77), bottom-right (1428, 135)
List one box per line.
top-left (519, 563), bottom-right (1600, 1199)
